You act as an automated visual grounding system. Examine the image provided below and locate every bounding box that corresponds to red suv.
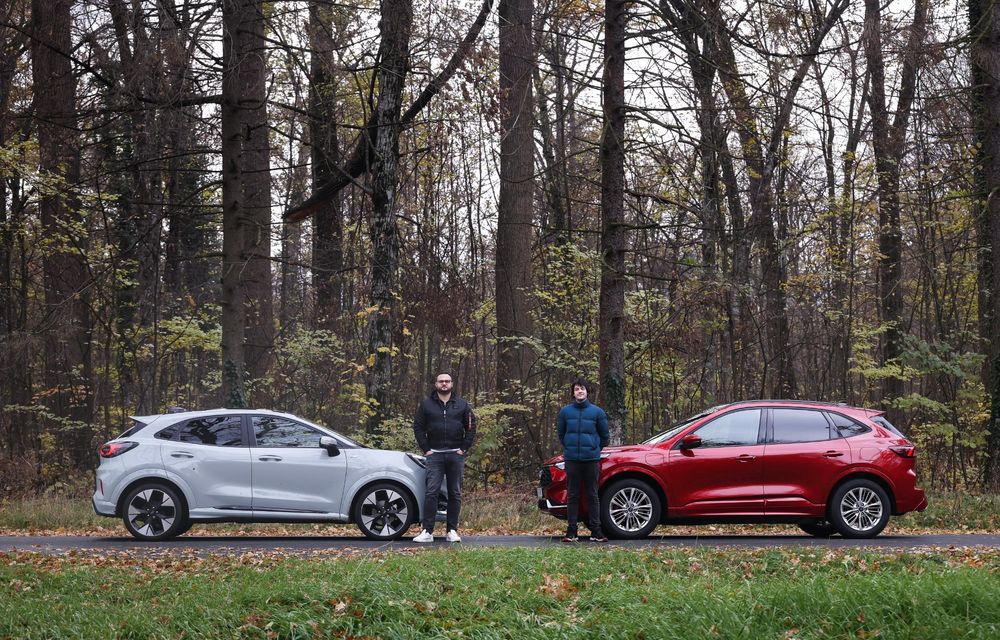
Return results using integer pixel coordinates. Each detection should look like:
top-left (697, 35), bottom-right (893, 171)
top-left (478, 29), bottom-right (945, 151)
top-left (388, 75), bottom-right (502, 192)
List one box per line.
top-left (537, 401), bottom-right (927, 539)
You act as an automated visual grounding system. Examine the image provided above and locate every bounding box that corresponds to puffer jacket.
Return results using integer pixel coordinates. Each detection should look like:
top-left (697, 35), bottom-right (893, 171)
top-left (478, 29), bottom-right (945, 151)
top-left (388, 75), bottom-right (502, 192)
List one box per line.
top-left (557, 400), bottom-right (609, 461)
top-left (413, 392), bottom-right (476, 453)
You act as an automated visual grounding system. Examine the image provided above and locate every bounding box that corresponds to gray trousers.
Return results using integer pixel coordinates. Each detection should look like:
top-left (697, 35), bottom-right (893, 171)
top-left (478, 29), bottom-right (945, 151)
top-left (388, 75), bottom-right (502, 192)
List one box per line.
top-left (422, 451), bottom-right (464, 532)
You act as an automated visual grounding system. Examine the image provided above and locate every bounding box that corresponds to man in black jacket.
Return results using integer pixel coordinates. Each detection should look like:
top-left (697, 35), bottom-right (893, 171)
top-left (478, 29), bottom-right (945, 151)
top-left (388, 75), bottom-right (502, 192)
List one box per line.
top-left (412, 372), bottom-right (476, 542)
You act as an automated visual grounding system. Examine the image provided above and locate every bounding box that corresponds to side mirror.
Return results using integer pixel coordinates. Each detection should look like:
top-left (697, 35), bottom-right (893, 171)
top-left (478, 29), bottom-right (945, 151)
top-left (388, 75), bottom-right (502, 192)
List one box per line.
top-left (320, 436), bottom-right (341, 457)
top-left (678, 434), bottom-right (702, 450)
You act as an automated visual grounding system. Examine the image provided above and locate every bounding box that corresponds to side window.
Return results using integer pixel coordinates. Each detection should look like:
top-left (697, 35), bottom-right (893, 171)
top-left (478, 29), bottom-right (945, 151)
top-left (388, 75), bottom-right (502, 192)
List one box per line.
top-left (173, 416), bottom-right (245, 447)
top-left (771, 409), bottom-right (835, 443)
top-left (117, 420), bottom-right (147, 439)
top-left (870, 416), bottom-right (904, 437)
top-left (827, 412), bottom-right (871, 438)
top-left (253, 416), bottom-right (323, 448)
top-left (692, 409), bottom-right (761, 448)
top-left (155, 425), bottom-right (177, 440)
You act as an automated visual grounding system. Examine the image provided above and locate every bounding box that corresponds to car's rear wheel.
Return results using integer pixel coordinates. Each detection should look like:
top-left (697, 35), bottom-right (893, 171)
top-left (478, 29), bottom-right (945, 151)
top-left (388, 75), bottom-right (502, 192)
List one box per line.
top-left (829, 479), bottom-right (890, 538)
top-left (601, 478), bottom-right (661, 539)
top-left (798, 520), bottom-right (836, 537)
top-left (121, 483), bottom-right (189, 541)
top-left (353, 482), bottom-right (415, 540)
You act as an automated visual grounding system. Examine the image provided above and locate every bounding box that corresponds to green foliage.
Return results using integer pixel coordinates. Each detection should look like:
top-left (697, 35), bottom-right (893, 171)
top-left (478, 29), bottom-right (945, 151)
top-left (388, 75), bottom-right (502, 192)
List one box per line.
top-left (890, 335), bottom-right (988, 457)
top-left (530, 243), bottom-right (601, 378)
top-left (464, 402), bottom-right (531, 484)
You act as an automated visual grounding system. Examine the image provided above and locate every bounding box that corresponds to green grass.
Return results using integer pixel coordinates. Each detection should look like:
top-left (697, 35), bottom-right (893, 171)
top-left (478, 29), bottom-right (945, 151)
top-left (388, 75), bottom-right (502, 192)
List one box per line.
top-left (1, 547), bottom-right (999, 639)
top-left (904, 491), bottom-right (1000, 531)
top-left (0, 495), bottom-right (108, 531)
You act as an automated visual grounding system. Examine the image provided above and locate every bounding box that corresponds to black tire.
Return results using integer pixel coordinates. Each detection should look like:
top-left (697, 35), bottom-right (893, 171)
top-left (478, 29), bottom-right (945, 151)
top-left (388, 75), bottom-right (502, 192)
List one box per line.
top-left (829, 479), bottom-right (891, 539)
top-left (600, 478), bottom-right (662, 539)
top-left (353, 482), bottom-right (416, 541)
top-left (798, 520), bottom-right (836, 537)
top-left (121, 482), bottom-right (189, 541)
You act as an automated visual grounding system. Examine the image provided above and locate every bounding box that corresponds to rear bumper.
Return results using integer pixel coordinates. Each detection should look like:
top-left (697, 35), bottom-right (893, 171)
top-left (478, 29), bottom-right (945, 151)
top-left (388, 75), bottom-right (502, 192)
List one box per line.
top-left (894, 487), bottom-right (928, 514)
top-left (91, 496), bottom-right (116, 518)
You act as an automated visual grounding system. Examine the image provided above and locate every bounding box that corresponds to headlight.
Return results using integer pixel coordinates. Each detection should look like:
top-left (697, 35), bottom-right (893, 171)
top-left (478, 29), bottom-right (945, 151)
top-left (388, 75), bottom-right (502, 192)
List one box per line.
top-left (554, 461), bottom-right (565, 470)
top-left (406, 453), bottom-right (427, 468)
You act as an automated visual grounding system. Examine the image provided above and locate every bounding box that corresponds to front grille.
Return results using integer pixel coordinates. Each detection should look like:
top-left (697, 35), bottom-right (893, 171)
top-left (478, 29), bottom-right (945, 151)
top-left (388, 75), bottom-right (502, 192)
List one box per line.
top-left (539, 466), bottom-right (552, 487)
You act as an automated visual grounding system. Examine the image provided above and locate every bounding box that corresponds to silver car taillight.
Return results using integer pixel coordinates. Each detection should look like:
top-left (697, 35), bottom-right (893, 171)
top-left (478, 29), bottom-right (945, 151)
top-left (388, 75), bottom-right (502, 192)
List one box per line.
top-left (98, 441), bottom-right (138, 458)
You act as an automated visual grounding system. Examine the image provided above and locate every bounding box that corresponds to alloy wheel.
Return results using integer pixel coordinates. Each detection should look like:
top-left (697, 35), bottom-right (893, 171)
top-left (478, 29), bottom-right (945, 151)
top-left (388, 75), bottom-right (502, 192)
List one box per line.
top-left (839, 486), bottom-right (884, 532)
top-left (608, 486), bottom-right (654, 532)
top-left (126, 488), bottom-right (177, 538)
top-left (359, 487), bottom-right (409, 538)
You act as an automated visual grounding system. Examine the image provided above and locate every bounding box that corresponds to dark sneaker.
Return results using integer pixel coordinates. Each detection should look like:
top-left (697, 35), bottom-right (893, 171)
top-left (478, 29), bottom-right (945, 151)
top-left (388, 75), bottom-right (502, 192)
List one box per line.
top-left (590, 535), bottom-right (609, 542)
top-left (561, 535), bottom-right (579, 543)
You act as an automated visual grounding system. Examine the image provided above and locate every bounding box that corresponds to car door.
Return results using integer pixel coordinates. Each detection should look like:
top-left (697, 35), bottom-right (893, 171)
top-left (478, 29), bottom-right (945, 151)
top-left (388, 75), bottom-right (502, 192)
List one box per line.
top-left (762, 408), bottom-right (850, 515)
top-left (158, 415), bottom-right (252, 510)
top-left (249, 415), bottom-right (349, 516)
top-left (666, 408), bottom-right (765, 516)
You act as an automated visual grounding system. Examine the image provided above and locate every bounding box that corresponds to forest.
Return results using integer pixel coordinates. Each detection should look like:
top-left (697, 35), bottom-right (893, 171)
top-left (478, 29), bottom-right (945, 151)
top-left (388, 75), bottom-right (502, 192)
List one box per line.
top-left (2, 0), bottom-right (1000, 493)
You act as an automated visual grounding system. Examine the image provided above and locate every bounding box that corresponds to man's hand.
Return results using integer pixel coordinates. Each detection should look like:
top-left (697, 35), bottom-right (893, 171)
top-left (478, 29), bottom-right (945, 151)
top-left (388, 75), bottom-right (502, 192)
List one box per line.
top-left (458, 449), bottom-right (465, 456)
top-left (425, 451), bottom-right (433, 456)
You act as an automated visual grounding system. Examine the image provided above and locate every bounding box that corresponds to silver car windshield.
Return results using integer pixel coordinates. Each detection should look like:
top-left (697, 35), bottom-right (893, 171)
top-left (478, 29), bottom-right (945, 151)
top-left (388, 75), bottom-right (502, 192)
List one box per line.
top-left (293, 415), bottom-right (366, 448)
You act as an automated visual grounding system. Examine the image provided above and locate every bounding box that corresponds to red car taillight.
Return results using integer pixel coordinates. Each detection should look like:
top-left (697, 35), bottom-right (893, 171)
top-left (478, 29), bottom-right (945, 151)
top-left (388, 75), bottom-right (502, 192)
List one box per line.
top-left (889, 445), bottom-right (916, 458)
top-left (98, 441), bottom-right (138, 458)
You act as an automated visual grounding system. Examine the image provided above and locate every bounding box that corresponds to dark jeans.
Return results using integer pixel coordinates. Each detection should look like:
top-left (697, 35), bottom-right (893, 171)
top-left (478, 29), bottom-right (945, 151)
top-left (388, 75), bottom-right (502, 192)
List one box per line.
top-left (422, 451), bottom-right (464, 532)
top-left (565, 460), bottom-right (603, 537)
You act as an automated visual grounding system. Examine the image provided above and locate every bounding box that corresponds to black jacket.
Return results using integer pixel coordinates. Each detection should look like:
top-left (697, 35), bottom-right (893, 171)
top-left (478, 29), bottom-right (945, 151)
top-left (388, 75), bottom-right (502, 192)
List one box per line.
top-left (413, 392), bottom-right (477, 453)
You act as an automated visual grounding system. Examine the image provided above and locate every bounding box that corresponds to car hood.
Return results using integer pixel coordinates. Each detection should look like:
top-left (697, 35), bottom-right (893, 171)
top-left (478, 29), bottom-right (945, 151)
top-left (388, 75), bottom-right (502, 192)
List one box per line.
top-left (543, 444), bottom-right (652, 465)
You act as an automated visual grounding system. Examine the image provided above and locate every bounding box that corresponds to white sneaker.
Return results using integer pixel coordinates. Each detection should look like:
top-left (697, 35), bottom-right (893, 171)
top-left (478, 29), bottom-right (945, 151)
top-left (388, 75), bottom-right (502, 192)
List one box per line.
top-left (446, 529), bottom-right (461, 543)
top-left (413, 530), bottom-right (434, 543)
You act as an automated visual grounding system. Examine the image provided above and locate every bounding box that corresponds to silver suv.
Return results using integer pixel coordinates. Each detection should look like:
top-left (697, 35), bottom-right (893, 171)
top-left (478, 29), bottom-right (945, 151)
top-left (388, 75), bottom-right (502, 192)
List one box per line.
top-left (92, 409), bottom-right (433, 541)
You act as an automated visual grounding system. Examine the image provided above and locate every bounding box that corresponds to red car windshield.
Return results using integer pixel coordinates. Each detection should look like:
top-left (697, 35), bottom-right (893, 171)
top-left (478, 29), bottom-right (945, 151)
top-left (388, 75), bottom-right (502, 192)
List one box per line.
top-left (643, 409), bottom-right (719, 445)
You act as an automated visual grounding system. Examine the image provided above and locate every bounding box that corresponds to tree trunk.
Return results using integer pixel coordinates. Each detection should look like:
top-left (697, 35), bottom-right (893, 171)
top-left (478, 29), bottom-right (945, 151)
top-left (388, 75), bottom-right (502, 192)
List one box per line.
top-left (220, 0), bottom-right (253, 408)
top-left (863, 0), bottom-right (927, 411)
top-left (971, 0), bottom-right (1000, 488)
top-left (710, 0), bottom-right (847, 398)
top-left (309, 0), bottom-right (345, 329)
top-left (32, 0), bottom-right (94, 466)
top-left (108, 0), bottom-right (163, 414)
top-left (238, 0), bottom-right (274, 387)
top-left (599, 0), bottom-right (627, 445)
top-left (496, 0), bottom-right (535, 393)
top-left (364, 0), bottom-right (413, 439)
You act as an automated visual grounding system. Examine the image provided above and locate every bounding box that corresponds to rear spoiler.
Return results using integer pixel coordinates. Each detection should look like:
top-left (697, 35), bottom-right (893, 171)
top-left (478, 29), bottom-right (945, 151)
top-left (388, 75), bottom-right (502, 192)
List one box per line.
top-left (129, 415), bottom-right (157, 425)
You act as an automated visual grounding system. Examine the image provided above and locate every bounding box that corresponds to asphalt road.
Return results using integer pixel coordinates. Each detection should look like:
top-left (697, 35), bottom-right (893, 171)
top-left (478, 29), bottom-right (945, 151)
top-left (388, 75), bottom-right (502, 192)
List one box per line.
top-left (2, 534), bottom-right (999, 555)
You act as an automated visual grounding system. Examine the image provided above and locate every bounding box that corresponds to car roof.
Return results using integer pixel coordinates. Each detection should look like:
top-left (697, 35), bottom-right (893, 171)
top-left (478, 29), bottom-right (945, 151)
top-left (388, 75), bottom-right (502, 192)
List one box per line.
top-left (715, 400), bottom-right (878, 416)
top-left (130, 408), bottom-right (295, 424)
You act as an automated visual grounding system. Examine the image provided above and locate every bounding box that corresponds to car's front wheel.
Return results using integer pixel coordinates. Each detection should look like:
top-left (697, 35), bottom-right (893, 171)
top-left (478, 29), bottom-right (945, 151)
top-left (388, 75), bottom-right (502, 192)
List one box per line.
top-left (353, 482), bottom-right (415, 540)
top-left (121, 482), bottom-right (189, 541)
top-left (600, 478), bottom-right (662, 539)
top-left (829, 479), bottom-right (891, 538)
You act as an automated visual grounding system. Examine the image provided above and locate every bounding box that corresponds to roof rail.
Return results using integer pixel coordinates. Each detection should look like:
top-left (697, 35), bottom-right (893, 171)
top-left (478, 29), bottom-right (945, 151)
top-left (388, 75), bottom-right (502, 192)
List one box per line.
top-left (751, 399), bottom-right (851, 407)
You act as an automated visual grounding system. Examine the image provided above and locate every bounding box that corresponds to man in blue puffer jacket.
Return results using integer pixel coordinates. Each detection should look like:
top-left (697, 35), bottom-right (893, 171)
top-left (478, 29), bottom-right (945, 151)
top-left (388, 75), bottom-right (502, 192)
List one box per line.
top-left (557, 377), bottom-right (610, 542)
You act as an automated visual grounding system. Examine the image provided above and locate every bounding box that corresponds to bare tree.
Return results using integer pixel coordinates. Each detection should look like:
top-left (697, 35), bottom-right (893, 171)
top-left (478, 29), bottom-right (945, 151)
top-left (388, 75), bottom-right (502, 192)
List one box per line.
top-left (971, 0), bottom-right (1000, 487)
top-left (599, 0), bottom-right (627, 444)
top-left (863, 0), bottom-right (928, 410)
top-left (496, 0), bottom-right (536, 394)
top-left (32, 0), bottom-right (94, 463)
top-left (365, 0), bottom-right (414, 438)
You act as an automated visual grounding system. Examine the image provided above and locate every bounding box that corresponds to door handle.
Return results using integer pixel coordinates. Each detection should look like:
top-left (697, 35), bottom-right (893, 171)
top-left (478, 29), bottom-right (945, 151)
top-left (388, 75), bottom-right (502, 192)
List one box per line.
top-left (258, 455), bottom-right (283, 462)
top-left (737, 454), bottom-right (756, 462)
top-left (170, 452), bottom-right (194, 459)
top-left (823, 451), bottom-right (844, 457)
